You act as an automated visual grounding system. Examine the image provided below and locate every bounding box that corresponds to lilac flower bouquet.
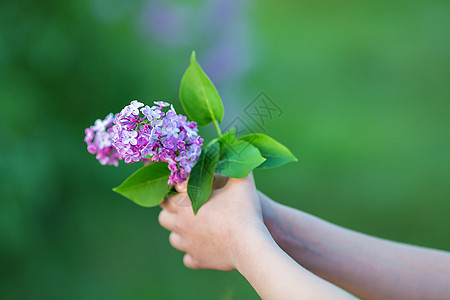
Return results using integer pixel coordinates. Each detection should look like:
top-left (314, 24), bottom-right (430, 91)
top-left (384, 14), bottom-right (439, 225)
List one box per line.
top-left (85, 52), bottom-right (297, 213)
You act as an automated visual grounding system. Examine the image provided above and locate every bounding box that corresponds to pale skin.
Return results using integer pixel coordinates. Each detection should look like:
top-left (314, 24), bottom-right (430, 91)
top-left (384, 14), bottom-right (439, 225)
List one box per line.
top-left (259, 192), bottom-right (450, 299)
top-left (159, 175), bottom-right (450, 299)
top-left (159, 175), bottom-right (354, 299)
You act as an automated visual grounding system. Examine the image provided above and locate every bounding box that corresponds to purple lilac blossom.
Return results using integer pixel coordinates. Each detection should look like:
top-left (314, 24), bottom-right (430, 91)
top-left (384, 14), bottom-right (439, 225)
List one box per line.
top-left (107, 100), bottom-right (203, 185)
top-left (84, 113), bottom-right (122, 166)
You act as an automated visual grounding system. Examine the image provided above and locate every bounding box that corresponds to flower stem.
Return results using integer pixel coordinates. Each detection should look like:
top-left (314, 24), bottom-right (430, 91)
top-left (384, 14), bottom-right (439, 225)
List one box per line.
top-left (213, 120), bottom-right (222, 138)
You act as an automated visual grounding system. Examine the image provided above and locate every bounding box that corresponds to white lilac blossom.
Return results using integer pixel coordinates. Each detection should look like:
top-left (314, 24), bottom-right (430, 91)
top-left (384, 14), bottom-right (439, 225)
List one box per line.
top-left (84, 113), bottom-right (122, 166)
top-left (85, 100), bottom-right (203, 185)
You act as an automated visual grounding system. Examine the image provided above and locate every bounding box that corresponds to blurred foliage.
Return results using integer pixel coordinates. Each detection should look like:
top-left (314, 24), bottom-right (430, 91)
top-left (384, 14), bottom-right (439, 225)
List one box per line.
top-left (1, 0), bottom-right (449, 299)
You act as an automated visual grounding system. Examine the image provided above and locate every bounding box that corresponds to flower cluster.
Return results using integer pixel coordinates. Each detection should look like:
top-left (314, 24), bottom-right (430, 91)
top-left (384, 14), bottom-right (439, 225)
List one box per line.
top-left (111, 100), bottom-right (203, 185)
top-left (85, 113), bottom-right (122, 166)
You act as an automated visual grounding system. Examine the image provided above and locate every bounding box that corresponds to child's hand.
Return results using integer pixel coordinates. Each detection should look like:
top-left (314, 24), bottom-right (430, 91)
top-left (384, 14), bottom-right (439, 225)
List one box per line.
top-left (158, 174), bottom-right (264, 271)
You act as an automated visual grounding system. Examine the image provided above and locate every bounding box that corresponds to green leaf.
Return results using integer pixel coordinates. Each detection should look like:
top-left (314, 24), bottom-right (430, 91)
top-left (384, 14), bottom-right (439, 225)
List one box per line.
top-left (112, 162), bottom-right (171, 207)
top-left (179, 51), bottom-right (224, 126)
top-left (239, 134), bottom-right (298, 168)
top-left (187, 142), bottom-right (220, 214)
top-left (206, 137), bottom-right (219, 147)
top-left (215, 140), bottom-right (266, 178)
top-left (217, 128), bottom-right (236, 149)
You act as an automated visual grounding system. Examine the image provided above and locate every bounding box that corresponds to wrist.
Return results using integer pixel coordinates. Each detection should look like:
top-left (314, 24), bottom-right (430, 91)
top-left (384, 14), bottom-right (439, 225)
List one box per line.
top-left (258, 191), bottom-right (311, 257)
top-left (259, 192), bottom-right (289, 245)
top-left (231, 222), bottom-right (275, 272)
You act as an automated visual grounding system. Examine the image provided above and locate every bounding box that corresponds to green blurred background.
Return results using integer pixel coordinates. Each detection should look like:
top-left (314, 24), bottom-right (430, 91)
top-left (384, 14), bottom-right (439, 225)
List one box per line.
top-left (1, 0), bottom-right (449, 298)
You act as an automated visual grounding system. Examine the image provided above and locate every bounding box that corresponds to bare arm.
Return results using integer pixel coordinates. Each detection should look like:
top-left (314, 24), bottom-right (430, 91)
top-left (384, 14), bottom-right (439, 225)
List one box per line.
top-left (234, 224), bottom-right (354, 299)
top-left (260, 192), bottom-right (450, 300)
top-left (159, 176), bottom-right (355, 299)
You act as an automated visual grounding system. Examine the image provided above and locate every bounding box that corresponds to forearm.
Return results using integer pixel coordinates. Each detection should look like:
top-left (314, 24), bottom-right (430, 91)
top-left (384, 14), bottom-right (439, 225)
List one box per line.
top-left (233, 224), bottom-right (355, 300)
top-left (260, 192), bottom-right (450, 299)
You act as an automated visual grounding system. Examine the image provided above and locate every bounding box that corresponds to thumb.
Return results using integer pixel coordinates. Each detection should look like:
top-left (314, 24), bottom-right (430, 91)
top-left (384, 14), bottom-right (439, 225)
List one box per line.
top-left (175, 179), bottom-right (188, 193)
